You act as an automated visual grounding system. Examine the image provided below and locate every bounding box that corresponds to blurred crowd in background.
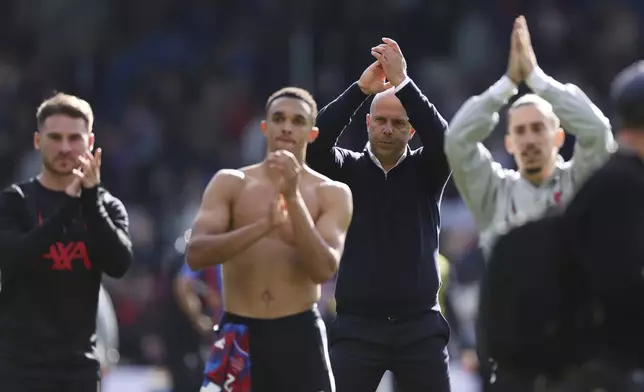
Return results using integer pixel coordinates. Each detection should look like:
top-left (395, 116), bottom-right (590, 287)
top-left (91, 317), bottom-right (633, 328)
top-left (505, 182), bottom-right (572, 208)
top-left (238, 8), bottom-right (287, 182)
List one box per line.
top-left (0, 0), bottom-right (643, 390)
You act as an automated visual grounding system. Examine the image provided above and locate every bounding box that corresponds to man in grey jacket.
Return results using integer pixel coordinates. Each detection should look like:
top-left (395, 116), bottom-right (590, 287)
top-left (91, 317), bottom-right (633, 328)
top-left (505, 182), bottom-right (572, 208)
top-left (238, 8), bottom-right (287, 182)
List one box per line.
top-left (445, 16), bottom-right (615, 391)
top-left (445, 16), bottom-right (615, 259)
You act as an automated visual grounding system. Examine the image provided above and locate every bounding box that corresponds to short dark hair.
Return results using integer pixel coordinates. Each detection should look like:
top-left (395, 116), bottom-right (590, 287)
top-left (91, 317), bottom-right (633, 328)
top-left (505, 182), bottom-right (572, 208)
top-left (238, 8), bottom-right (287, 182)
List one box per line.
top-left (611, 61), bottom-right (644, 131)
top-left (265, 87), bottom-right (318, 123)
top-left (36, 93), bottom-right (94, 132)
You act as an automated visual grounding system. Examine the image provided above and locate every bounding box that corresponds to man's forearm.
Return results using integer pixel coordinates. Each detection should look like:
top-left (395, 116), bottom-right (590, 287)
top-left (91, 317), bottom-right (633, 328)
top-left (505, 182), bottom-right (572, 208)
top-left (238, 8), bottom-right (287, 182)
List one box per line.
top-left (395, 78), bottom-right (448, 149)
top-left (285, 192), bottom-right (337, 284)
top-left (446, 76), bottom-right (517, 146)
top-left (444, 76), bottom-right (516, 230)
top-left (174, 278), bottom-right (212, 330)
top-left (526, 67), bottom-right (611, 142)
top-left (307, 83), bottom-right (368, 177)
top-left (81, 187), bottom-right (133, 278)
top-left (186, 219), bottom-right (272, 270)
top-left (315, 83), bottom-right (370, 147)
top-left (395, 78), bottom-right (452, 186)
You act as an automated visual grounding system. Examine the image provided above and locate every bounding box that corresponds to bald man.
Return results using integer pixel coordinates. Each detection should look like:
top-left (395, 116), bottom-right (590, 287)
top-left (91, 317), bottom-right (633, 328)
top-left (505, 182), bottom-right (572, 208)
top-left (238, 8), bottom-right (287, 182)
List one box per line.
top-left (307, 38), bottom-right (452, 392)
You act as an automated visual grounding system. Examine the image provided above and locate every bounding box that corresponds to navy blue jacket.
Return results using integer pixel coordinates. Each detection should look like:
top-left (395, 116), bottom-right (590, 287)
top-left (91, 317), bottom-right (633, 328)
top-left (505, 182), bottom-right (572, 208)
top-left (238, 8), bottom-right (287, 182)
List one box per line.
top-left (307, 81), bottom-right (450, 317)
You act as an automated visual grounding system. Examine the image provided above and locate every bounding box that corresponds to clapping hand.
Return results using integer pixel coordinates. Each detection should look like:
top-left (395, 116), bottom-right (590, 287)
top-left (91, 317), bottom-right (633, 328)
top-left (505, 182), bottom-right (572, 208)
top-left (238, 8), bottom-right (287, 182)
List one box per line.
top-left (266, 150), bottom-right (301, 199)
top-left (65, 148), bottom-right (102, 197)
top-left (357, 61), bottom-right (393, 95)
top-left (75, 148), bottom-right (102, 189)
top-left (515, 16), bottom-right (538, 79)
top-left (371, 38), bottom-right (408, 87)
top-left (506, 16), bottom-right (538, 84)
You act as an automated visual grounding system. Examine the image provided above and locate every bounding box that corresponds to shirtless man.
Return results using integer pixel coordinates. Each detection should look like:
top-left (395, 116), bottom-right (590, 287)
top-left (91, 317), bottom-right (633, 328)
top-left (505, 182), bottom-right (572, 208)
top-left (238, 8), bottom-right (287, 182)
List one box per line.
top-left (186, 87), bottom-right (353, 392)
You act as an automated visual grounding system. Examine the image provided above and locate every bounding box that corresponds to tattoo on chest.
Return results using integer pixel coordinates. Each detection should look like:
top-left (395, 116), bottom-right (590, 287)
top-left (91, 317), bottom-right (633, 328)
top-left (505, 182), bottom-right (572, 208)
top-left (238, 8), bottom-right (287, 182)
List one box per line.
top-left (261, 290), bottom-right (274, 307)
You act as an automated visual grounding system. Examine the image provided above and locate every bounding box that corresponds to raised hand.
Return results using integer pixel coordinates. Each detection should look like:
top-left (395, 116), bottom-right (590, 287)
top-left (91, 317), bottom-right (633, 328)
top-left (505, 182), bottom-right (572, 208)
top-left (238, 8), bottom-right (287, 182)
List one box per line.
top-left (515, 16), bottom-right (538, 79)
top-left (357, 61), bottom-right (393, 95)
top-left (75, 148), bottom-right (102, 189)
top-left (371, 38), bottom-right (407, 87)
top-left (506, 19), bottom-right (523, 85)
top-left (266, 150), bottom-right (302, 198)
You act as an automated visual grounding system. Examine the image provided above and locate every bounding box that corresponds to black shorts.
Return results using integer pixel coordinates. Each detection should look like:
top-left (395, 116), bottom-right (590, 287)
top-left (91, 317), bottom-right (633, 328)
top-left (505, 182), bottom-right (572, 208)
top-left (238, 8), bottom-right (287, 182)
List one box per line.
top-left (0, 376), bottom-right (99, 392)
top-left (202, 306), bottom-right (333, 392)
top-left (0, 357), bottom-right (100, 392)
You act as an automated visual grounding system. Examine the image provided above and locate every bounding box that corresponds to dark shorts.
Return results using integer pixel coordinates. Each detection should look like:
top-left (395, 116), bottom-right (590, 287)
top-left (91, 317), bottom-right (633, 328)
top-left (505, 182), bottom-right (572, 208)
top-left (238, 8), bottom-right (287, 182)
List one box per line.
top-left (0, 377), bottom-right (99, 392)
top-left (0, 356), bottom-right (100, 392)
top-left (201, 306), bottom-right (334, 392)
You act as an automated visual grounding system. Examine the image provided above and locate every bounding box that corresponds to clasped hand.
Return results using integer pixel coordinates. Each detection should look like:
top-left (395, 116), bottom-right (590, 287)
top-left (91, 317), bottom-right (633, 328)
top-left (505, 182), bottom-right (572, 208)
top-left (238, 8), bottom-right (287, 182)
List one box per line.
top-left (65, 148), bottom-right (102, 197)
top-left (266, 150), bottom-right (301, 228)
top-left (506, 16), bottom-right (538, 85)
top-left (358, 37), bottom-right (408, 95)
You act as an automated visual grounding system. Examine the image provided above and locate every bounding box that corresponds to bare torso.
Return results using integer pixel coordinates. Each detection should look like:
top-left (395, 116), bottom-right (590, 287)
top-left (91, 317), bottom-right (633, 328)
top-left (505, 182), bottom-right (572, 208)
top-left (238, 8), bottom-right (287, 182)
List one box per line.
top-left (223, 164), bottom-right (325, 318)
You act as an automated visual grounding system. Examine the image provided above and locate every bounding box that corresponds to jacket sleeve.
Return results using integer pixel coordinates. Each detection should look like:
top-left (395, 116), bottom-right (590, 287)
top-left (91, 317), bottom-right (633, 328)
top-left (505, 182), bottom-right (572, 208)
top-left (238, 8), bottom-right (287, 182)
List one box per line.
top-left (525, 67), bottom-right (616, 187)
top-left (444, 76), bottom-right (518, 231)
top-left (307, 83), bottom-right (370, 180)
top-left (81, 187), bottom-right (133, 278)
top-left (395, 78), bottom-right (451, 193)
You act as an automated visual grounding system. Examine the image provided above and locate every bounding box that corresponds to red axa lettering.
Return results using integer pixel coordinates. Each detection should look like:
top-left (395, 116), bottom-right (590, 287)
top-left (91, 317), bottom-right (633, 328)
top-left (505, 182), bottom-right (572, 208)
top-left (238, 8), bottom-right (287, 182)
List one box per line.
top-left (42, 241), bottom-right (92, 271)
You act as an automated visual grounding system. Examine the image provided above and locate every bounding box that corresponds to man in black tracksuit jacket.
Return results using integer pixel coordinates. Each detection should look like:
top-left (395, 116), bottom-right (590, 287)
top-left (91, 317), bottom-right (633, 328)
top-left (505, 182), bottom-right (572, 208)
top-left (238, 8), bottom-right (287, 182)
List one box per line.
top-left (307, 38), bottom-right (452, 392)
top-left (0, 93), bottom-right (133, 392)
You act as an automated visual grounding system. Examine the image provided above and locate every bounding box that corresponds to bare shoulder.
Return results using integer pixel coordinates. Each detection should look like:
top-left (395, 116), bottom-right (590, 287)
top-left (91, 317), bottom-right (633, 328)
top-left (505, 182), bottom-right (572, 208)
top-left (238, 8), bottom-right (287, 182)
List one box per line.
top-left (317, 181), bottom-right (352, 209)
top-left (305, 167), bottom-right (351, 198)
top-left (238, 163), bottom-right (264, 176)
top-left (304, 166), bottom-right (333, 184)
top-left (204, 168), bottom-right (248, 200)
top-left (234, 162), bottom-right (268, 183)
top-left (318, 180), bottom-right (352, 198)
top-left (316, 179), bottom-right (352, 228)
